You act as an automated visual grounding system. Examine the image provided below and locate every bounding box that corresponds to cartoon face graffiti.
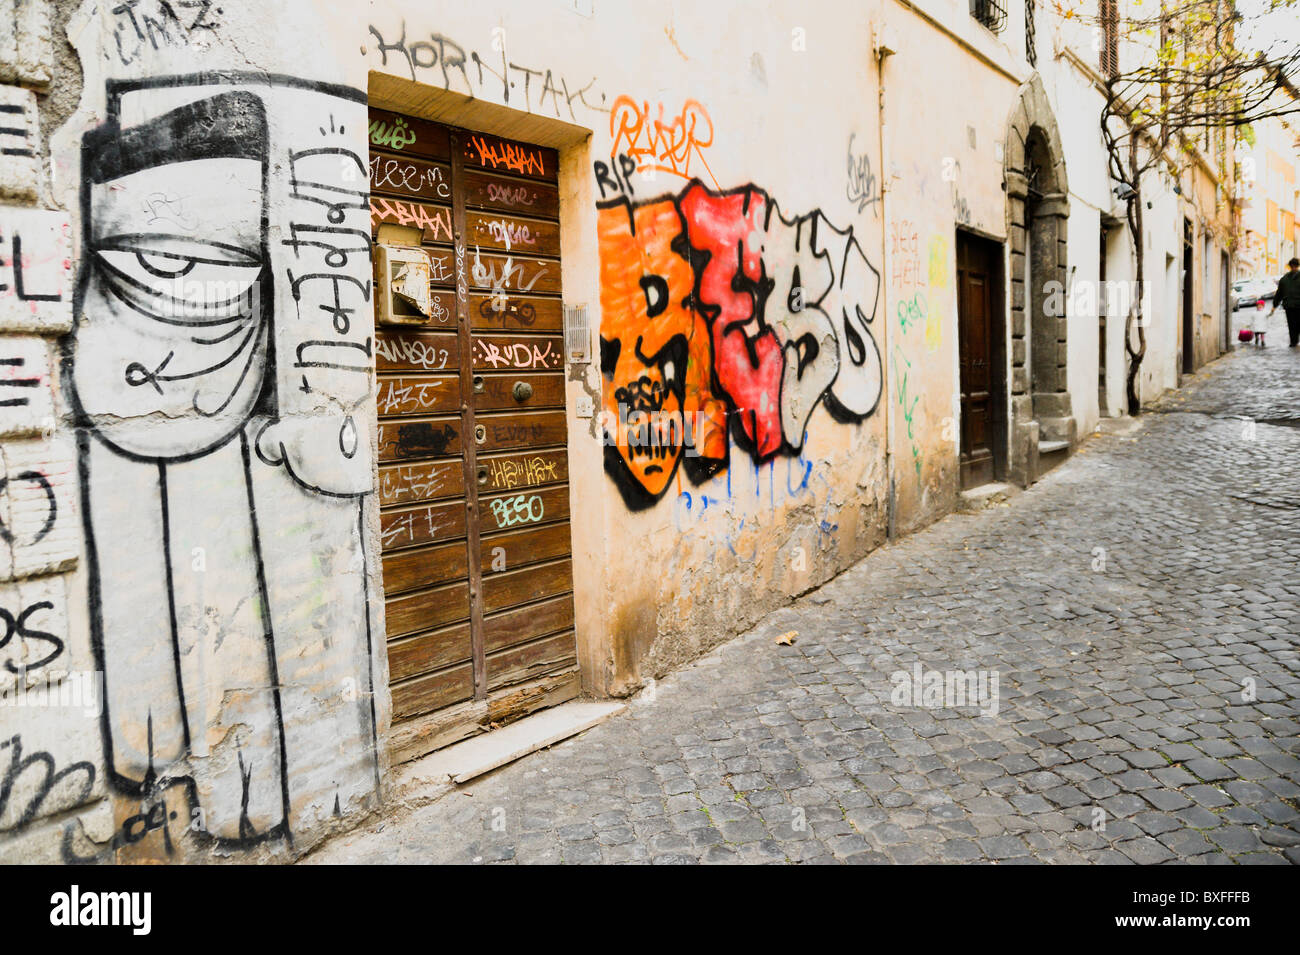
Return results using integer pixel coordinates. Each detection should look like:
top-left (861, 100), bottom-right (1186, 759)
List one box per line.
top-left (70, 76), bottom-right (379, 850)
top-left (77, 91), bottom-right (270, 461)
top-left (598, 198), bottom-right (726, 507)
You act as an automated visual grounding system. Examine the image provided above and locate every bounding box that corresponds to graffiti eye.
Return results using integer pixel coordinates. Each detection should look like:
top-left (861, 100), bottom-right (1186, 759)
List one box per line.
top-left (135, 250), bottom-right (198, 279)
top-left (840, 306), bottom-right (867, 365)
top-left (639, 274), bottom-right (670, 319)
top-left (95, 235), bottom-right (263, 325)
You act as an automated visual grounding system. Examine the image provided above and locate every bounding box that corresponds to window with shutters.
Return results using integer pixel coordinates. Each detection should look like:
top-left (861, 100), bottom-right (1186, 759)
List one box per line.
top-left (1100, 0), bottom-right (1120, 78)
top-left (1026, 0), bottom-right (1037, 67)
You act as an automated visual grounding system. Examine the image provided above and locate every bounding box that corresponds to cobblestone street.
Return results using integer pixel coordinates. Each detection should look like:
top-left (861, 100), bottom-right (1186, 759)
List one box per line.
top-left (311, 326), bottom-right (1300, 865)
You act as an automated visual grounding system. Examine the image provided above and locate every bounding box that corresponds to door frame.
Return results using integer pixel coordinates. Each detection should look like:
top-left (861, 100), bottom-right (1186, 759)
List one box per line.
top-left (367, 81), bottom-right (595, 764)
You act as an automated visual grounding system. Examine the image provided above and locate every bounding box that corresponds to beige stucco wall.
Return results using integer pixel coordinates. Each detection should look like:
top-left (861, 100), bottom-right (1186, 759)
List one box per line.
top-left (5, 0), bottom-right (1225, 864)
top-left (0, 0), bottom-right (1023, 863)
top-left (880, 4), bottom-right (1021, 525)
top-left (365, 0), bottom-right (1033, 691)
top-left (367, 0), bottom-right (895, 692)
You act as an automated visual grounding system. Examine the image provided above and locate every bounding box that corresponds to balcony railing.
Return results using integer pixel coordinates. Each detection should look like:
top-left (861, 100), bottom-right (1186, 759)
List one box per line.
top-left (971, 0), bottom-right (1008, 33)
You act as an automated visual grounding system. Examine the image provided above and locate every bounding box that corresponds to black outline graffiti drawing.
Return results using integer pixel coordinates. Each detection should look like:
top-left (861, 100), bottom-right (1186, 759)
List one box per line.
top-left (0, 734), bottom-right (96, 836)
top-left (67, 73), bottom-right (380, 853)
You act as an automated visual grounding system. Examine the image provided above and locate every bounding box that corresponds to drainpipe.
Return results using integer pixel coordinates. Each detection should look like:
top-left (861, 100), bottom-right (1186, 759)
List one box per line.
top-left (876, 24), bottom-right (897, 540)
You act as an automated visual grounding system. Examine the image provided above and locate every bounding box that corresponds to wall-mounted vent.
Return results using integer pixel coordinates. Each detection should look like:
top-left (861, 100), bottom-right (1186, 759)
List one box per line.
top-left (564, 304), bottom-right (591, 364)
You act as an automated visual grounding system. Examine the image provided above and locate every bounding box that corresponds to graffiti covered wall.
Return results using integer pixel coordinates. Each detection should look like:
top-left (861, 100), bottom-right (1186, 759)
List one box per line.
top-left (1, 0), bottom-right (1019, 861)
top-left (1, 0), bottom-right (387, 862)
top-left (366, 0), bottom-right (906, 689)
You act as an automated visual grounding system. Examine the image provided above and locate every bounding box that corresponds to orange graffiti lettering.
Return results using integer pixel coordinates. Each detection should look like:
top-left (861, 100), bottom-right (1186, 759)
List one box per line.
top-left (609, 96), bottom-right (717, 186)
top-left (468, 135), bottom-right (546, 176)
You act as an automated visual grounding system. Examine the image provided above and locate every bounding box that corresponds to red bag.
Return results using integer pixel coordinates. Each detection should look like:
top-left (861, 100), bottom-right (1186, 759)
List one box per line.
top-left (1238, 329), bottom-right (1255, 342)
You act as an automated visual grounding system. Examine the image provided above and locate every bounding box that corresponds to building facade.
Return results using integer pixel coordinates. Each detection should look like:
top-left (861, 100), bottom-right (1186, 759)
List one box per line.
top-left (1239, 110), bottom-right (1299, 281)
top-left (0, 0), bottom-right (1235, 863)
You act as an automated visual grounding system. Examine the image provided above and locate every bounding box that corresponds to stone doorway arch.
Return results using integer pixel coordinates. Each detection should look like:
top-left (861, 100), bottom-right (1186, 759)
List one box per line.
top-left (1004, 74), bottom-right (1075, 485)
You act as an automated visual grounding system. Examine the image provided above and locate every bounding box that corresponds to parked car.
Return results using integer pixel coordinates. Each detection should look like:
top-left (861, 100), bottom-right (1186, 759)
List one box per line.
top-left (1233, 277), bottom-right (1276, 309)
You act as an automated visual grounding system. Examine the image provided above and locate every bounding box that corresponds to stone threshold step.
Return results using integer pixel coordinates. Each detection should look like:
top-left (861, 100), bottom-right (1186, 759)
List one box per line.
top-left (399, 699), bottom-right (626, 786)
top-left (960, 481), bottom-right (1013, 502)
top-left (1038, 439), bottom-right (1070, 454)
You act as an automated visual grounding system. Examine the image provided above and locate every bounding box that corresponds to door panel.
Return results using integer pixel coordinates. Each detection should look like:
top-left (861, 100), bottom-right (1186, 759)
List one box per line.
top-left (462, 169), bottom-right (561, 218)
top-left (376, 329), bottom-right (458, 372)
top-left (473, 373), bottom-right (565, 411)
top-left (370, 153), bottom-right (452, 204)
top-left (483, 594), bottom-right (575, 653)
top-left (379, 498), bottom-right (467, 551)
top-left (471, 335), bottom-right (565, 372)
top-left (378, 460), bottom-right (464, 507)
top-left (371, 195), bottom-right (454, 244)
top-left (466, 251), bottom-right (563, 295)
top-left (469, 293), bottom-right (563, 332)
top-left (480, 484), bottom-right (573, 534)
top-left (391, 664), bottom-right (474, 722)
top-left (376, 374), bottom-right (461, 416)
top-left (478, 522), bottom-right (573, 572)
top-left (475, 410), bottom-right (568, 453)
top-left (483, 559), bottom-right (574, 614)
top-left (372, 110), bottom-right (577, 733)
top-left (387, 623), bottom-right (472, 682)
top-left (381, 540), bottom-right (469, 596)
top-left (376, 417), bottom-right (463, 462)
top-left (477, 448), bottom-right (569, 493)
top-left (465, 210), bottom-right (562, 256)
top-left (461, 130), bottom-right (559, 180)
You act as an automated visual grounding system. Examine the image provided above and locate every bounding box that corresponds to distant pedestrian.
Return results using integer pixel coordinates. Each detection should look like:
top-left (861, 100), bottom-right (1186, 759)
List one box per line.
top-left (1273, 257), bottom-right (1300, 347)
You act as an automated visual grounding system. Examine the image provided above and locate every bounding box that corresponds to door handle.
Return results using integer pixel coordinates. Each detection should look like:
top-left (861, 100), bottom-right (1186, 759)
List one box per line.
top-left (512, 381), bottom-right (533, 402)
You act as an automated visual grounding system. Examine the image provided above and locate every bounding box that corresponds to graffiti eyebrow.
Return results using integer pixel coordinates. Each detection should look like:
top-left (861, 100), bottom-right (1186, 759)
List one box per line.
top-left (94, 260), bottom-right (257, 328)
top-left (85, 90), bottom-right (267, 184)
top-left (95, 234), bottom-right (262, 266)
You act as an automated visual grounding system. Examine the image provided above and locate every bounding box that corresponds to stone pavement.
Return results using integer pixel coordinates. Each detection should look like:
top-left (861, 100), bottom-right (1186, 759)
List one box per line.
top-left (309, 328), bottom-right (1300, 865)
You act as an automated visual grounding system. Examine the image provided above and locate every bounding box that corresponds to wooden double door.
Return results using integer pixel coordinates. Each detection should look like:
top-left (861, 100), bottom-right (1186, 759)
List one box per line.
top-left (369, 108), bottom-right (578, 756)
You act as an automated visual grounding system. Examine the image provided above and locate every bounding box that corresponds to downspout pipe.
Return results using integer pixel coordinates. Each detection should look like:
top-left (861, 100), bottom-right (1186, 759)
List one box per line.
top-left (876, 32), bottom-right (896, 540)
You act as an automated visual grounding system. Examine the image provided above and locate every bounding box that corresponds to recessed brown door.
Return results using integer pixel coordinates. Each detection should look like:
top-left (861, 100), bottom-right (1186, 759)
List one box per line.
top-left (370, 109), bottom-right (577, 748)
top-left (1099, 226), bottom-right (1108, 391)
top-left (1182, 219), bottom-right (1194, 374)
top-left (957, 232), bottom-right (1005, 489)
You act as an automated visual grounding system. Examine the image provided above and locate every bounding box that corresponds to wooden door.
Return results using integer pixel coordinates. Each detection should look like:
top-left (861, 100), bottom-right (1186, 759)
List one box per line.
top-left (1098, 226), bottom-right (1108, 389)
top-left (370, 109), bottom-right (578, 756)
top-left (957, 232), bottom-right (1003, 489)
top-left (1182, 219), bottom-right (1194, 374)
